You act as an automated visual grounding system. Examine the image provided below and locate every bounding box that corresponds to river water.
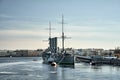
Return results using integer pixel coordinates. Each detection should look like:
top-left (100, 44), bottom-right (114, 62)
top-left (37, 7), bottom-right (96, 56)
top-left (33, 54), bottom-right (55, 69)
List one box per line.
top-left (0, 57), bottom-right (120, 80)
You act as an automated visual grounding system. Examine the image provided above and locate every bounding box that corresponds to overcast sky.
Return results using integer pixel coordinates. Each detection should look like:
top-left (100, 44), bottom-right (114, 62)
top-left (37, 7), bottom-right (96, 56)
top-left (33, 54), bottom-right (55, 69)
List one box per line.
top-left (0, 0), bottom-right (120, 50)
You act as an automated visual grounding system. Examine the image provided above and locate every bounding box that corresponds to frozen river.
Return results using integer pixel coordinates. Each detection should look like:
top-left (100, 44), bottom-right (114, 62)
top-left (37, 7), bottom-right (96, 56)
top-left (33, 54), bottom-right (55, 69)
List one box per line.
top-left (0, 57), bottom-right (120, 80)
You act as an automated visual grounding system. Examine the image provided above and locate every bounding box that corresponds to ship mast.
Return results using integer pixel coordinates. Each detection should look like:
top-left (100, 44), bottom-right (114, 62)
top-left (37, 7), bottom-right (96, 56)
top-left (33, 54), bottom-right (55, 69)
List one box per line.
top-left (48, 21), bottom-right (52, 51)
top-left (49, 21), bottom-right (51, 39)
top-left (62, 15), bottom-right (65, 51)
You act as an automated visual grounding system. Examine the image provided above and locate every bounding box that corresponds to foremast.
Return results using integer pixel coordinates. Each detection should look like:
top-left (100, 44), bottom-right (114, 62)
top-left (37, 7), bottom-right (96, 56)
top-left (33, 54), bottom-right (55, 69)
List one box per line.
top-left (62, 15), bottom-right (65, 52)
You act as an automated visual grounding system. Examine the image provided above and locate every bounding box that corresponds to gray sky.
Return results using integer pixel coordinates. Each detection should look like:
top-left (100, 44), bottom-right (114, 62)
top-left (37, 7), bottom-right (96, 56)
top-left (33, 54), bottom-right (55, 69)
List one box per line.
top-left (0, 0), bottom-right (120, 50)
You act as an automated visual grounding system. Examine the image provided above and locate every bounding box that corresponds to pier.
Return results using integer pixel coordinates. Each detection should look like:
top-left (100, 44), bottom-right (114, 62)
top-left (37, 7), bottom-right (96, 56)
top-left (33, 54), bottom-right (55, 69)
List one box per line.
top-left (76, 56), bottom-right (120, 66)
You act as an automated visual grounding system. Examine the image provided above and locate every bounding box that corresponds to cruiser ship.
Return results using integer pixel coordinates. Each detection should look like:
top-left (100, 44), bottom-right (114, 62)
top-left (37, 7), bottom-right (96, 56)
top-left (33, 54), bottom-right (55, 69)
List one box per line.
top-left (42, 15), bottom-right (74, 65)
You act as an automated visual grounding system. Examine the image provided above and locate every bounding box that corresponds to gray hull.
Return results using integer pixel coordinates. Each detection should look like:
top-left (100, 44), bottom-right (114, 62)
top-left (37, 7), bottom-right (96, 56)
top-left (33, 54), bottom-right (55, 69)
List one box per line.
top-left (42, 55), bottom-right (74, 65)
top-left (56, 56), bottom-right (74, 65)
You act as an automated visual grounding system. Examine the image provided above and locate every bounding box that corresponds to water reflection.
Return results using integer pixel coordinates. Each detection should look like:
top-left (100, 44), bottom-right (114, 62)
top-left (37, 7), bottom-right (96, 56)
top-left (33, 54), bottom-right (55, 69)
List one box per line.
top-left (48, 65), bottom-right (58, 80)
top-left (45, 64), bottom-right (75, 80)
top-left (59, 65), bottom-right (75, 68)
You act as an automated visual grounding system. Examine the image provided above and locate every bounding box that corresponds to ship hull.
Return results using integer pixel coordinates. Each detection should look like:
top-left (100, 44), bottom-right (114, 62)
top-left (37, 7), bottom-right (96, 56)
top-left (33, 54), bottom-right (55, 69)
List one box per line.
top-left (42, 55), bottom-right (74, 65)
top-left (56, 56), bottom-right (74, 65)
